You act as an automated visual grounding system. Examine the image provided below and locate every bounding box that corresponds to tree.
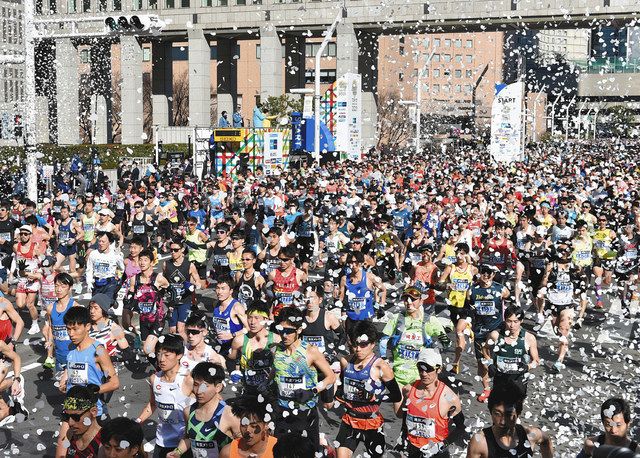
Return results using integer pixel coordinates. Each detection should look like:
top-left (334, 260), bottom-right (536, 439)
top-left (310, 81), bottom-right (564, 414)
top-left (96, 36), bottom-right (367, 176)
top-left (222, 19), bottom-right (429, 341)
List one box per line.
top-left (606, 105), bottom-right (635, 137)
top-left (172, 70), bottom-right (189, 126)
top-left (261, 94), bottom-right (304, 121)
top-left (111, 70), bottom-right (122, 144)
top-left (376, 89), bottom-right (413, 149)
top-left (143, 73), bottom-right (153, 143)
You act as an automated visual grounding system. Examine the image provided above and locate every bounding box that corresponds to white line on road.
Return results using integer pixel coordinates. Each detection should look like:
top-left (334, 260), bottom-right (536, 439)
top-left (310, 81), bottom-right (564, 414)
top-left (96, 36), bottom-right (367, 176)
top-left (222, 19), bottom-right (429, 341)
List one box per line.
top-left (6, 361), bottom-right (42, 378)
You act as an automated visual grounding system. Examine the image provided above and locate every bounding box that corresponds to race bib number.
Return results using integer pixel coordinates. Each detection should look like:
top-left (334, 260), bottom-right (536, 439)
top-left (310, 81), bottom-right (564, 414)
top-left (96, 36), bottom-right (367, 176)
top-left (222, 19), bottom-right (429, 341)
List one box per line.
top-left (408, 252), bottom-right (422, 264)
top-left (575, 251), bottom-right (590, 260)
top-left (624, 249), bottom-right (638, 260)
top-left (476, 301), bottom-right (497, 316)
top-left (302, 336), bottom-right (325, 353)
top-left (214, 255), bottom-right (229, 267)
top-left (276, 292), bottom-right (293, 305)
top-left (68, 362), bottom-right (89, 385)
top-left (343, 377), bottom-right (365, 402)
top-left (95, 262), bottom-right (110, 275)
top-left (212, 317), bottom-right (230, 333)
top-left (53, 324), bottom-right (70, 341)
top-left (452, 279), bottom-right (469, 292)
top-left (192, 442), bottom-right (218, 458)
top-left (496, 356), bottom-right (521, 373)
top-left (133, 225), bottom-right (145, 234)
top-left (278, 375), bottom-right (305, 399)
top-left (406, 414), bottom-right (436, 439)
top-left (138, 301), bottom-right (155, 314)
top-left (397, 344), bottom-right (420, 360)
top-left (348, 297), bottom-right (366, 313)
top-left (0, 233), bottom-right (11, 242)
top-left (156, 401), bottom-right (176, 422)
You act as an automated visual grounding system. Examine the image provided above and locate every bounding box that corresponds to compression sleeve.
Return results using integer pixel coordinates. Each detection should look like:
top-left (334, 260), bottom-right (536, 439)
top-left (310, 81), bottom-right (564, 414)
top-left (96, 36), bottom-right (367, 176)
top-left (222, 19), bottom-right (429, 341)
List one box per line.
top-left (383, 378), bottom-right (402, 403)
top-left (443, 411), bottom-right (467, 447)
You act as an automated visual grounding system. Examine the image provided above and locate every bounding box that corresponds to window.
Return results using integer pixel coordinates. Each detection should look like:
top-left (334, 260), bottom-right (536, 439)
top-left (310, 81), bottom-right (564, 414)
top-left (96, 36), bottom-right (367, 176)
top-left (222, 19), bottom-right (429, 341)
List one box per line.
top-left (218, 0), bottom-right (227, 5)
top-left (466, 39), bottom-right (473, 48)
top-left (465, 69), bottom-right (472, 78)
top-left (201, 0), bottom-right (212, 5)
top-left (148, 0), bottom-right (156, 8)
top-left (422, 38), bottom-right (429, 48)
top-left (444, 39), bottom-right (451, 47)
top-left (399, 72), bottom-right (404, 81)
top-left (464, 84), bottom-right (472, 93)
top-left (466, 54), bottom-right (472, 63)
top-left (444, 54), bottom-right (451, 62)
top-left (455, 54), bottom-right (462, 63)
top-left (142, 47), bottom-right (151, 61)
top-left (455, 84), bottom-right (461, 92)
top-left (454, 69), bottom-right (461, 78)
top-left (67, 0), bottom-right (76, 12)
top-left (166, 0), bottom-right (173, 7)
top-left (399, 36), bottom-right (405, 56)
top-left (433, 54), bottom-right (440, 62)
top-left (433, 84), bottom-right (440, 93)
top-left (237, 0), bottom-right (246, 4)
top-left (113, 0), bottom-right (121, 9)
top-left (423, 68), bottom-right (429, 77)
top-left (434, 38), bottom-right (441, 47)
top-left (256, 44), bottom-right (260, 59)
top-left (80, 49), bottom-right (90, 63)
top-left (82, 0), bottom-right (90, 11)
top-left (412, 68), bottom-right (418, 78)
top-left (304, 42), bottom-right (337, 58)
top-left (304, 69), bottom-right (337, 84)
top-left (433, 68), bottom-right (440, 77)
top-left (454, 39), bottom-right (462, 48)
top-left (443, 69), bottom-right (450, 76)
top-left (443, 84), bottom-right (450, 93)
top-left (98, 0), bottom-right (107, 10)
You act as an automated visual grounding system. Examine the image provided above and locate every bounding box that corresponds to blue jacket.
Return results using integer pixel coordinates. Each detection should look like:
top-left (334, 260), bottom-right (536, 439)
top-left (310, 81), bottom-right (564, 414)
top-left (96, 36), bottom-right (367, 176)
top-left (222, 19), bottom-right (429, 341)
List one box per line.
top-left (218, 116), bottom-right (230, 128)
top-left (253, 107), bottom-right (266, 128)
top-left (232, 112), bottom-right (243, 127)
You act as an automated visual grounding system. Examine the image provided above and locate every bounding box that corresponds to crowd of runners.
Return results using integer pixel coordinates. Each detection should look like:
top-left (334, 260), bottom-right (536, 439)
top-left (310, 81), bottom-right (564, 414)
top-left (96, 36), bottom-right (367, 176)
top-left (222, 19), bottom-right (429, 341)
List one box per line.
top-left (0, 139), bottom-right (638, 457)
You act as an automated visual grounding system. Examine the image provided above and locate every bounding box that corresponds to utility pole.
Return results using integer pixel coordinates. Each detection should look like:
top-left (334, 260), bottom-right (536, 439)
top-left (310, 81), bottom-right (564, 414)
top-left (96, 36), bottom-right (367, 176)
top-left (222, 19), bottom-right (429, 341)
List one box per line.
top-left (564, 95), bottom-right (576, 143)
top-left (23, 0), bottom-right (38, 202)
top-left (531, 84), bottom-right (547, 143)
top-left (549, 93), bottom-right (561, 137)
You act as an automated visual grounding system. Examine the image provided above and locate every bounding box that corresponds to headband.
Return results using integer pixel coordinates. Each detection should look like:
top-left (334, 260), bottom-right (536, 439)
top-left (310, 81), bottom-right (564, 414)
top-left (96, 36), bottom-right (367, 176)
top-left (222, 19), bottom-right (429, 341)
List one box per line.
top-left (63, 397), bottom-right (94, 412)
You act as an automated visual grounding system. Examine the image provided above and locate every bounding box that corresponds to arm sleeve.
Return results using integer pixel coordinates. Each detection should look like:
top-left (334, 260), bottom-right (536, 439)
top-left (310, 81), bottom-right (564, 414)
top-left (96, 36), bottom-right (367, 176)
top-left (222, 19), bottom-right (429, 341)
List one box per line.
top-left (383, 378), bottom-right (402, 403)
top-left (443, 411), bottom-right (467, 448)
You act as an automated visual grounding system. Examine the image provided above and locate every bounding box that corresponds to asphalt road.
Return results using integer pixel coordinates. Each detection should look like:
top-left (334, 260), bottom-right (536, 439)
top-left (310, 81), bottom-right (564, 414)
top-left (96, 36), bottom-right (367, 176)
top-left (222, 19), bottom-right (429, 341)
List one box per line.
top-left (2, 268), bottom-right (640, 457)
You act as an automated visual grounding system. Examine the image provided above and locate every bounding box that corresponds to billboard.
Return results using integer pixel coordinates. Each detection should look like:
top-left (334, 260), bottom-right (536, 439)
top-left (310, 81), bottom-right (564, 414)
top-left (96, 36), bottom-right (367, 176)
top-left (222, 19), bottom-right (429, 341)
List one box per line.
top-left (321, 73), bottom-right (362, 161)
top-left (489, 81), bottom-right (524, 163)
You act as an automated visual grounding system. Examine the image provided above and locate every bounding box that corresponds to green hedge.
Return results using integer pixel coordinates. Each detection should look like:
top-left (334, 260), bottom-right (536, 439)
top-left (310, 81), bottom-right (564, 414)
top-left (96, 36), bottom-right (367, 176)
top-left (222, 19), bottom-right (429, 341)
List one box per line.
top-left (0, 143), bottom-right (190, 170)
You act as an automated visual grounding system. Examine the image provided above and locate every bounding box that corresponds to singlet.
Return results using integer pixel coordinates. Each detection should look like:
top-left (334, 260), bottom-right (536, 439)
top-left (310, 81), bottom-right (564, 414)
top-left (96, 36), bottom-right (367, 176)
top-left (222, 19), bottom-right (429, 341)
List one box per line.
top-left (164, 257), bottom-right (193, 302)
top-left (448, 264), bottom-right (473, 309)
top-left (620, 234), bottom-right (639, 261)
top-left (572, 238), bottom-right (593, 267)
top-left (339, 355), bottom-right (384, 423)
top-left (124, 258), bottom-right (141, 279)
top-left (527, 242), bottom-right (548, 273)
top-left (547, 262), bottom-right (574, 306)
top-left (480, 238), bottom-right (512, 270)
top-left (301, 309), bottom-right (334, 358)
top-left (211, 242), bottom-right (232, 272)
top-left (240, 332), bottom-right (275, 371)
top-left (187, 400), bottom-right (231, 457)
top-left (66, 341), bottom-right (106, 416)
top-left (15, 241), bottom-right (40, 280)
top-left (228, 436), bottom-right (277, 458)
top-left (406, 381), bottom-right (449, 448)
top-left (482, 424), bottom-right (533, 458)
top-left (133, 273), bottom-right (165, 322)
top-left (325, 233), bottom-right (345, 261)
top-left (593, 229), bottom-right (615, 259)
top-left (130, 213), bottom-right (148, 235)
top-left (344, 271), bottom-right (375, 321)
top-left (153, 371), bottom-right (193, 448)
top-left (235, 271), bottom-right (261, 307)
top-left (40, 273), bottom-right (57, 308)
top-left (272, 268), bottom-right (300, 307)
top-left (185, 230), bottom-right (207, 264)
top-left (89, 319), bottom-right (119, 357)
top-left (212, 300), bottom-right (243, 345)
top-left (228, 251), bottom-right (244, 274)
top-left (442, 243), bottom-right (457, 265)
top-left (412, 262), bottom-right (437, 305)
top-left (274, 341), bottom-right (318, 410)
top-left (469, 282), bottom-right (504, 337)
top-left (296, 216), bottom-right (315, 239)
top-left (51, 298), bottom-right (75, 366)
top-left (493, 327), bottom-right (528, 376)
top-left (58, 219), bottom-right (77, 246)
top-left (405, 241), bottom-right (425, 265)
top-left (180, 344), bottom-right (220, 375)
top-left (66, 429), bottom-right (102, 458)
top-left (262, 249), bottom-right (281, 275)
top-left (81, 213), bottom-right (97, 242)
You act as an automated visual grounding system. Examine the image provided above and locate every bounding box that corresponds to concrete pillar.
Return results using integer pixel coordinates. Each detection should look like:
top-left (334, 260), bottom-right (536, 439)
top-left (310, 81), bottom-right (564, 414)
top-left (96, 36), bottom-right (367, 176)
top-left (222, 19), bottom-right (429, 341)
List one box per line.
top-left (152, 41), bottom-right (173, 127)
top-left (260, 25), bottom-right (283, 100)
top-left (188, 27), bottom-right (211, 127)
top-left (357, 31), bottom-right (379, 149)
top-left (336, 23), bottom-right (358, 76)
top-left (216, 37), bottom-right (238, 121)
top-left (35, 96), bottom-right (50, 143)
top-left (55, 38), bottom-right (80, 145)
top-left (285, 34), bottom-right (306, 91)
top-left (120, 35), bottom-right (144, 144)
top-left (90, 41), bottom-right (113, 143)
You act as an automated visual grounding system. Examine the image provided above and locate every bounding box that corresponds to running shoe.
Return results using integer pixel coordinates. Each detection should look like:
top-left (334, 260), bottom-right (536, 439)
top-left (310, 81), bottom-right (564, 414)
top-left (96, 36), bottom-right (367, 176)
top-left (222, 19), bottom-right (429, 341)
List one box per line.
top-left (477, 389), bottom-right (491, 403)
top-left (27, 321), bottom-right (40, 335)
top-left (551, 361), bottom-right (564, 373)
top-left (536, 313), bottom-right (545, 325)
top-left (43, 356), bottom-right (55, 369)
top-left (450, 363), bottom-right (460, 374)
top-left (595, 300), bottom-right (604, 309)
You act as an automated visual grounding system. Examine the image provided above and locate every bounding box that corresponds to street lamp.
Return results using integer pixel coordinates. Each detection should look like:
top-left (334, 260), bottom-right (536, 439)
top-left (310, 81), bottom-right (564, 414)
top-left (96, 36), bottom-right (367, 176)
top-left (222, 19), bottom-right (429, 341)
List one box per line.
top-left (564, 95), bottom-right (576, 143)
top-left (549, 93), bottom-right (562, 137)
top-left (314, 7), bottom-right (346, 165)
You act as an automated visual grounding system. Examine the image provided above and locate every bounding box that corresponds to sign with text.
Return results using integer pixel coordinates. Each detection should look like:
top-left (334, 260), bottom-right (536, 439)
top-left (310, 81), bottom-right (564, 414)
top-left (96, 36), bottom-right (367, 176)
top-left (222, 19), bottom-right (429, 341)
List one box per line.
top-left (490, 81), bottom-right (524, 163)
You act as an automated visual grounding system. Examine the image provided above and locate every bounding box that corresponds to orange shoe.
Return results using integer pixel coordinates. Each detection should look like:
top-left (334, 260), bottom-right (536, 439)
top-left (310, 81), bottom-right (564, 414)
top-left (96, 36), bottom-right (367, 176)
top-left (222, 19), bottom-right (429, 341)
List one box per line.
top-left (451, 363), bottom-right (460, 374)
top-left (477, 389), bottom-right (491, 403)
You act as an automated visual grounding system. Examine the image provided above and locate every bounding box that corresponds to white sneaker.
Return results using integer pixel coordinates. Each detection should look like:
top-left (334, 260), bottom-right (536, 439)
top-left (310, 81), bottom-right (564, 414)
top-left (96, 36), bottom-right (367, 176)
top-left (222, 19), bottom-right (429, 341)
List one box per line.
top-left (27, 322), bottom-right (40, 335)
top-left (0, 415), bottom-right (15, 427)
top-left (536, 313), bottom-right (545, 325)
top-left (11, 377), bottom-right (25, 405)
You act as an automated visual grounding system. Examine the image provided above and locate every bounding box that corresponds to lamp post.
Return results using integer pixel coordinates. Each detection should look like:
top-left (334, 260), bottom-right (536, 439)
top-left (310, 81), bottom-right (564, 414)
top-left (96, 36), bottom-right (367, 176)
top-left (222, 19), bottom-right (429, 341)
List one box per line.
top-left (531, 84), bottom-right (547, 143)
top-left (564, 95), bottom-right (576, 143)
top-left (577, 100), bottom-right (587, 140)
top-left (549, 93), bottom-right (561, 137)
top-left (314, 8), bottom-right (346, 165)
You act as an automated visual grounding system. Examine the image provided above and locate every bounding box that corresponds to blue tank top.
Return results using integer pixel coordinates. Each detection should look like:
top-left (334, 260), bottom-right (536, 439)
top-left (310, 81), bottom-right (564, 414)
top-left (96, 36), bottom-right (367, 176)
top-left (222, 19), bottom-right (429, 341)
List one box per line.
top-left (58, 220), bottom-right (76, 245)
top-left (212, 299), bottom-right (243, 344)
top-left (345, 271), bottom-right (375, 321)
top-left (51, 298), bottom-right (74, 364)
top-left (341, 355), bottom-right (384, 404)
top-left (66, 341), bottom-right (106, 415)
top-left (470, 282), bottom-right (504, 337)
top-left (297, 217), bottom-right (315, 238)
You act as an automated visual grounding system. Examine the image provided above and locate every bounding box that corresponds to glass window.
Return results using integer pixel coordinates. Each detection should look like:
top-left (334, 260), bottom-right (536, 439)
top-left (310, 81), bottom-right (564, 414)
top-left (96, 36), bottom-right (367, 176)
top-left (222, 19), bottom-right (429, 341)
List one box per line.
top-left (148, 0), bottom-right (157, 8)
top-left (113, 0), bottom-right (121, 9)
top-left (422, 38), bottom-right (429, 48)
top-left (328, 42), bottom-right (337, 57)
top-left (454, 39), bottom-right (461, 48)
top-left (433, 84), bottom-right (440, 93)
top-left (464, 84), bottom-right (472, 93)
top-left (466, 55), bottom-right (472, 63)
top-left (166, 0), bottom-right (173, 7)
top-left (443, 69), bottom-right (450, 76)
top-left (423, 68), bottom-right (429, 77)
top-left (399, 72), bottom-right (404, 81)
top-left (98, 0), bottom-right (106, 10)
top-left (305, 43), bottom-right (312, 57)
top-left (142, 47), bottom-right (151, 61)
top-left (82, 0), bottom-right (90, 11)
top-left (412, 68), bottom-right (418, 77)
top-left (444, 54), bottom-right (451, 62)
top-left (80, 49), bottom-right (90, 63)
top-left (433, 54), bottom-right (440, 62)
top-left (454, 69), bottom-right (461, 77)
top-left (67, 0), bottom-right (75, 12)
top-left (466, 69), bottom-right (472, 78)
top-left (466, 39), bottom-right (473, 48)
top-left (455, 54), bottom-right (462, 63)
top-left (443, 84), bottom-right (450, 93)
top-left (256, 44), bottom-right (260, 59)
top-left (444, 39), bottom-right (451, 47)
top-left (433, 68), bottom-right (440, 77)
top-left (434, 38), bottom-right (441, 47)
top-left (399, 36), bottom-right (405, 56)
top-left (218, 0), bottom-right (227, 5)
top-left (455, 84), bottom-right (461, 92)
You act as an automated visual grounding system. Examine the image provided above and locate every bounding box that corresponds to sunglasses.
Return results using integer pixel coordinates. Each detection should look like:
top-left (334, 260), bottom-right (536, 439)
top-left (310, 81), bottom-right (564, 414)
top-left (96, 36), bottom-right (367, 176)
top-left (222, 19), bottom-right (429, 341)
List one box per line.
top-left (417, 363), bottom-right (437, 373)
top-left (217, 230), bottom-right (227, 234)
top-left (134, 205), bottom-right (142, 208)
top-left (19, 232), bottom-right (31, 236)
top-left (279, 257), bottom-right (292, 262)
top-left (62, 408), bottom-right (91, 422)
top-left (242, 257), bottom-right (254, 261)
top-left (186, 329), bottom-right (202, 336)
top-left (277, 327), bottom-right (297, 335)
top-left (351, 340), bottom-right (371, 348)
top-left (170, 248), bottom-right (182, 252)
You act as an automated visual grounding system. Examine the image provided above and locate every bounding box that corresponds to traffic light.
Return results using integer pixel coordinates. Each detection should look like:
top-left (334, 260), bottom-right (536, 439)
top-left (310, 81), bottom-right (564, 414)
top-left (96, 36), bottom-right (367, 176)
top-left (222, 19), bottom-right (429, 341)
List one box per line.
top-left (14, 115), bottom-right (23, 138)
top-left (104, 15), bottom-right (164, 34)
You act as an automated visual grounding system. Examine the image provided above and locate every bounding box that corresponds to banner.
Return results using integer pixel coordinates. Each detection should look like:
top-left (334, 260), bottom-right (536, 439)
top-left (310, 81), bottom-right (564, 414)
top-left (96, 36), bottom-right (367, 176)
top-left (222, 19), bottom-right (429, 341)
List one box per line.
top-left (490, 81), bottom-right (524, 163)
top-left (321, 73), bottom-right (362, 161)
top-left (262, 131), bottom-right (285, 175)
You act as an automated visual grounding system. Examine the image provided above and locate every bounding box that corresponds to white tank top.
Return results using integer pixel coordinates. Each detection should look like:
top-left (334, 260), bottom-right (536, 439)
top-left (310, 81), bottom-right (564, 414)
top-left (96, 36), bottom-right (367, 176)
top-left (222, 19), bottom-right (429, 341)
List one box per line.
top-left (179, 344), bottom-right (218, 376)
top-left (153, 372), bottom-right (193, 448)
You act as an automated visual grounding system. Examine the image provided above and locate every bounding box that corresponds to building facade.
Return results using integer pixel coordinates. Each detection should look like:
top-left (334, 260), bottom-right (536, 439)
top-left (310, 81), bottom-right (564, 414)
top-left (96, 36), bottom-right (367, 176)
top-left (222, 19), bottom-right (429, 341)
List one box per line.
top-left (0, 0), bottom-right (25, 145)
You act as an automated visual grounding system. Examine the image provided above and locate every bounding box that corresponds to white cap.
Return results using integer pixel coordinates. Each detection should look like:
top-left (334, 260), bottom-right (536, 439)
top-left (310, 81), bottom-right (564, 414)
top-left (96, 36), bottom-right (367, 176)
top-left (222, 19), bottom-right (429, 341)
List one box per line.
top-left (19, 225), bottom-right (32, 234)
top-left (418, 348), bottom-right (442, 367)
top-left (98, 208), bottom-right (114, 218)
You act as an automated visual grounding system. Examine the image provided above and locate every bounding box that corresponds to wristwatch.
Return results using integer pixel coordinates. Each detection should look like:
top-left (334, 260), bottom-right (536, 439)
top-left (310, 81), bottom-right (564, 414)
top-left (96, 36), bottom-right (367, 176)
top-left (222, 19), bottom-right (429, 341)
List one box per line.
top-left (13, 376), bottom-right (21, 382)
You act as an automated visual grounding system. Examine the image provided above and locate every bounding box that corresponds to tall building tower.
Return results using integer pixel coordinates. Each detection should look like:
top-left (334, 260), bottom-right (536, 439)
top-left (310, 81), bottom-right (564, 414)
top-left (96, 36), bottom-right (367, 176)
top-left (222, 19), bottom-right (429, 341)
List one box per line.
top-left (0, 0), bottom-right (25, 143)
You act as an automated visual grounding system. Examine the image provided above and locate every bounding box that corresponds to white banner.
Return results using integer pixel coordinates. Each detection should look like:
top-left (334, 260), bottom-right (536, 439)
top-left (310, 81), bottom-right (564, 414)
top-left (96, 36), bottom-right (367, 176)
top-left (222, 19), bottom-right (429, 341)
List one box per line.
top-left (303, 95), bottom-right (313, 118)
top-left (193, 127), bottom-right (212, 179)
top-left (334, 73), bottom-right (362, 161)
top-left (490, 82), bottom-right (524, 163)
top-left (263, 131), bottom-right (284, 176)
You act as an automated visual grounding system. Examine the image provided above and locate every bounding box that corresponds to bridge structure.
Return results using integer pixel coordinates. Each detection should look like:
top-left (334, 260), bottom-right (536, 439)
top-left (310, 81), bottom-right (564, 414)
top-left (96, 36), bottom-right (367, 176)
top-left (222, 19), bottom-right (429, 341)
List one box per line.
top-left (31, 0), bottom-right (640, 146)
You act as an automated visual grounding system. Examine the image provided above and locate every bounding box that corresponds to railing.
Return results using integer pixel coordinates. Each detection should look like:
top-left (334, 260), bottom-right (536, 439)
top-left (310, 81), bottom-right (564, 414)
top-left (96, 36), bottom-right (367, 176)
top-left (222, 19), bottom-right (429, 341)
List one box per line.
top-left (578, 57), bottom-right (640, 74)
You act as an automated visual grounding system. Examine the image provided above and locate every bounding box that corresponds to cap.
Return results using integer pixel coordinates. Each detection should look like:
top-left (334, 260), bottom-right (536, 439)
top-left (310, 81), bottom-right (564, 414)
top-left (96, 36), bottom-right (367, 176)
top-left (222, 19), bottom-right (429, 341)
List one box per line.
top-left (19, 225), bottom-right (32, 234)
top-left (99, 197), bottom-right (109, 204)
top-left (418, 348), bottom-right (442, 367)
top-left (90, 293), bottom-right (112, 313)
top-left (401, 286), bottom-right (422, 300)
top-left (98, 208), bottom-right (114, 218)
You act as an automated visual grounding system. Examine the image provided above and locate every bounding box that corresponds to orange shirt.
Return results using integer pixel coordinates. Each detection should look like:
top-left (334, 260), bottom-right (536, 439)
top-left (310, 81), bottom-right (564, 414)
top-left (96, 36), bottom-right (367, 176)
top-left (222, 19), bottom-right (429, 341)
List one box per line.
top-left (228, 435), bottom-right (277, 458)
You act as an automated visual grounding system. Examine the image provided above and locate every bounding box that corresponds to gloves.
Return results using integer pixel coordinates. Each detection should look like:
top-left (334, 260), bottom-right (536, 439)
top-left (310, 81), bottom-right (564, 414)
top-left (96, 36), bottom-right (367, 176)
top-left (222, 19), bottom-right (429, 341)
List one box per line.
top-left (292, 389), bottom-right (315, 404)
top-left (230, 370), bottom-right (242, 383)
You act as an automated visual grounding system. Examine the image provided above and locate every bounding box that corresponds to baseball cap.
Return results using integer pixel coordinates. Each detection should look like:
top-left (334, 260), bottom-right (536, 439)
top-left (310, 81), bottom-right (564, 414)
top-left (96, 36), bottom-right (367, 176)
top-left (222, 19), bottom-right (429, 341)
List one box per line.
top-left (90, 293), bottom-right (112, 313)
top-left (19, 225), bottom-right (32, 234)
top-left (98, 208), bottom-right (114, 218)
top-left (401, 286), bottom-right (422, 300)
top-left (418, 348), bottom-right (442, 367)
